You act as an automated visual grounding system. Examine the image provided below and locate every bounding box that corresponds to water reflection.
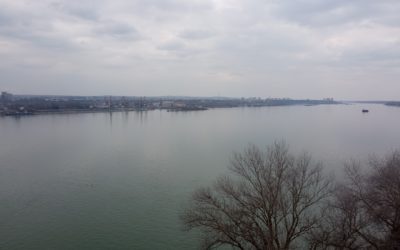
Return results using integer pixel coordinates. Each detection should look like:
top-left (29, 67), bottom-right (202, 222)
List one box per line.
top-left (1, 104), bottom-right (400, 250)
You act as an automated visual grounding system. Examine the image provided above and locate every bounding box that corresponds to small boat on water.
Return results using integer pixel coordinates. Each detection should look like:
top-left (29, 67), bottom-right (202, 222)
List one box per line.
top-left (362, 109), bottom-right (369, 113)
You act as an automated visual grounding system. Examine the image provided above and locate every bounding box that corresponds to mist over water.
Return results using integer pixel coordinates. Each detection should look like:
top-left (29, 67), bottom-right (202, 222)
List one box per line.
top-left (1, 104), bottom-right (400, 249)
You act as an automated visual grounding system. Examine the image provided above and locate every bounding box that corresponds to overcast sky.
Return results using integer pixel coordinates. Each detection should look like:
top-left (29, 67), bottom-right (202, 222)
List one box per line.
top-left (0, 0), bottom-right (399, 100)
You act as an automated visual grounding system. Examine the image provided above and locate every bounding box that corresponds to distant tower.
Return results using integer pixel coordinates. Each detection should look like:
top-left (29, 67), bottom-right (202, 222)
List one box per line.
top-left (121, 96), bottom-right (128, 109)
top-left (1, 91), bottom-right (13, 103)
top-left (139, 96), bottom-right (144, 110)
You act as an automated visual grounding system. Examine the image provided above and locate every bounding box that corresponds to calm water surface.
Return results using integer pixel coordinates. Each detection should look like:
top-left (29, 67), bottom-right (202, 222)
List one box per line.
top-left (1, 104), bottom-right (400, 249)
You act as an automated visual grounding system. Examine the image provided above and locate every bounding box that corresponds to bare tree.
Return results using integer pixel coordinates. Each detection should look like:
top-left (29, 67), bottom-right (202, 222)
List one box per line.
top-left (307, 181), bottom-right (375, 250)
top-left (182, 142), bottom-right (332, 250)
top-left (309, 151), bottom-right (400, 249)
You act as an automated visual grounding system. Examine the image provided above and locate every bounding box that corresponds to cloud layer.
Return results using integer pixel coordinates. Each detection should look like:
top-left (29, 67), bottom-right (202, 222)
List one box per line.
top-left (0, 0), bottom-right (400, 99)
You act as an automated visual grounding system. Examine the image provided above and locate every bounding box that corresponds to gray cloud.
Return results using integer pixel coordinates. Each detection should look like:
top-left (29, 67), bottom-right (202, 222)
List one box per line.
top-left (179, 29), bottom-right (215, 40)
top-left (157, 41), bottom-right (185, 51)
top-left (0, 8), bottom-right (13, 26)
top-left (94, 21), bottom-right (141, 40)
top-left (272, 0), bottom-right (400, 27)
top-left (127, 0), bottom-right (213, 13)
top-left (0, 0), bottom-right (400, 100)
top-left (50, 1), bottom-right (100, 20)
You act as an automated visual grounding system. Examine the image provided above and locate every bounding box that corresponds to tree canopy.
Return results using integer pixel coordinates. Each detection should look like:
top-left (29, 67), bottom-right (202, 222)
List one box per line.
top-left (183, 143), bottom-right (400, 250)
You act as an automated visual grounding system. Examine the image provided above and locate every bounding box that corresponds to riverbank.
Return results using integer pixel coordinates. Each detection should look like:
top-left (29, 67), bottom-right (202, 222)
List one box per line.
top-left (0, 103), bottom-right (347, 117)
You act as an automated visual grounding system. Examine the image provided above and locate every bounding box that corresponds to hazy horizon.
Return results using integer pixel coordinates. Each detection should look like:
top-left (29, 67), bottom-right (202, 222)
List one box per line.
top-left (3, 91), bottom-right (399, 102)
top-left (1, 0), bottom-right (400, 100)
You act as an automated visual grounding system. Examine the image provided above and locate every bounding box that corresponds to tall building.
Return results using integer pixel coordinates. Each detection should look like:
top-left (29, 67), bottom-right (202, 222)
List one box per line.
top-left (1, 91), bottom-right (13, 103)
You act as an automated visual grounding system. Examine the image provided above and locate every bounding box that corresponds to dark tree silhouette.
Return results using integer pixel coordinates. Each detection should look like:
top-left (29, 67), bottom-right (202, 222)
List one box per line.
top-left (309, 151), bottom-right (400, 249)
top-left (182, 142), bottom-right (332, 250)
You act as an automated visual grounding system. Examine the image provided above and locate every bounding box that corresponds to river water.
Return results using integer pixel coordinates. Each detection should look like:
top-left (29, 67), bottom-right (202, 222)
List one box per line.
top-left (0, 104), bottom-right (399, 249)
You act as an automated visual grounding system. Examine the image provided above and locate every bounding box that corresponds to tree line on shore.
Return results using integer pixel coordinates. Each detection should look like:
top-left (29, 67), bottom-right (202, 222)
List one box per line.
top-left (182, 142), bottom-right (400, 249)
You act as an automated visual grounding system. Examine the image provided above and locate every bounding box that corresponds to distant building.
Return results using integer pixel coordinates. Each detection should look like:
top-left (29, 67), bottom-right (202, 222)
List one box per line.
top-left (1, 91), bottom-right (13, 103)
top-left (173, 102), bottom-right (186, 108)
top-left (161, 101), bottom-right (173, 108)
top-left (152, 102), bottom-right (161, 108)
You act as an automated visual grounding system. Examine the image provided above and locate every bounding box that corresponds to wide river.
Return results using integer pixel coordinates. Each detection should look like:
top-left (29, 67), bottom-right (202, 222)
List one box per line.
top-left (1, 104), bottom-right (400, 249)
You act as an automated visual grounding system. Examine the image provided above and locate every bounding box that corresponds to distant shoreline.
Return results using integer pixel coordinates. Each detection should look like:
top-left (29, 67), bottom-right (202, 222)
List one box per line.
top-left (0, 103), bottom-right (346, 117)
top-left (1, 92), bottom-right (346, 117)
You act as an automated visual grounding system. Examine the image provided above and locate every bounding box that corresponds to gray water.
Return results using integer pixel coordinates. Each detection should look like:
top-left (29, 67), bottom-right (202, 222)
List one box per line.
top-left (1, 104), bottom-right (400, 249)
